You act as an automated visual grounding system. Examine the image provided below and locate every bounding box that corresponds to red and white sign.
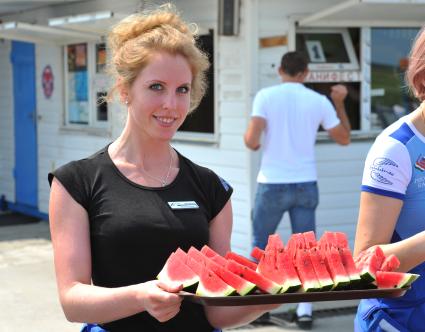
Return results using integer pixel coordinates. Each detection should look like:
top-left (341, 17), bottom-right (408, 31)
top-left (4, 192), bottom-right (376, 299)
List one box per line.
top-left (42, 65), bottom-right (54, 99)
top-left (305, 71), bottom-right (360, 83)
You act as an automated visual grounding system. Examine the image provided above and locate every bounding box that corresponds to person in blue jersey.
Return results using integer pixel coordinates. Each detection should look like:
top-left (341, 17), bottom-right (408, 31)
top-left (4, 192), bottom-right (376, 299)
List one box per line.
top-left (354, 27), bottom-right (425, 332)
top-left (48, 4), bottom-right (278, 332)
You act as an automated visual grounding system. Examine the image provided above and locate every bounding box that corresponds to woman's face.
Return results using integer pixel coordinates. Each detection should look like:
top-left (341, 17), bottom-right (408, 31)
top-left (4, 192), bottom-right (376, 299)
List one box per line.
top-left (127, 52), bottom-right (192, 141)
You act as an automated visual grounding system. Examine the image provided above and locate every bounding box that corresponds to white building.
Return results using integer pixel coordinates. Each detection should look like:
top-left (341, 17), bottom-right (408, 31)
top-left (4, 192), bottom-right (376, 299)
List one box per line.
top-left (0, 0), bottom-right (423, 256)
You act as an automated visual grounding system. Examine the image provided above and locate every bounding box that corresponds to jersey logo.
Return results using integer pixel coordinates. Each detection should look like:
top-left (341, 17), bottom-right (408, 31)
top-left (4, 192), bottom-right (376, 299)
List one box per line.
top-left (370, 158), bottom-right (398, 185)
top-left (415, 155), bottom-right (425, 171)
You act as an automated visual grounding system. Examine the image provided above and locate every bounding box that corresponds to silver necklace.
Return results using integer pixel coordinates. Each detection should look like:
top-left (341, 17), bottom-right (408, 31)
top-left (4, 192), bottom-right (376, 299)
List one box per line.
top-left (142, 147), bottom-right (173, 187)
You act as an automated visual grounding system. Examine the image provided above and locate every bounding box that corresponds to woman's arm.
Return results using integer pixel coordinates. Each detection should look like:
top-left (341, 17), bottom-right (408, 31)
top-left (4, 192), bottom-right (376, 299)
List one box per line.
top-left (354, 192), bottom-right (425, 272)
top-left (204, 200), bottom-right (278, 329)
top-left (49, 178), bottom-right (182, 324)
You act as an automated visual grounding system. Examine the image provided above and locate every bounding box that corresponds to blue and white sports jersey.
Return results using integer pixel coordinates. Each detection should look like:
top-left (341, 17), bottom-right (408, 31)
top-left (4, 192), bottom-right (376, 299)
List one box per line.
top-left (355, 115), bottom-right (425, 332)
top-left (362, 116), bottom-right (425, 243)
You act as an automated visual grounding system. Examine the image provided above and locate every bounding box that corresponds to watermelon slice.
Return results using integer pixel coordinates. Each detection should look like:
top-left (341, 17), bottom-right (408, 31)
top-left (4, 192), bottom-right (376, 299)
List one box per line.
top-left (226, 259), bottom-right (281, 294)
top-left (225, 251), bottom-right (257, 270)
top-left (174, 248), bottom-right (189, 263)
top-left (323, 247), bottom-right (351, 289)
top-left (355, 246), bottom-right (386, 282)
top-left (188, 246), bottom-right (256, 296)
top-left (196, 265), bottom-right (236, 297)
top-left (339, 248), bottom-right (361, 285)
top-left (295, 249), bottom-right (322, 292)
top-left (266, 234), bottom-right (285, 250)
top-left (334, 232), bottom-right (349, 249)
top-left (251, 246), bottom-right (264, 261)
top-left (303, 231), bottom-right (317, 249)
top-left (276, 250), bottom-right (302, 293)
top-left (256, 250), bottom-right (286, 289)
top-left (376, 271), bottom-right (420, 289)
top-left (308, 248), bottom-right (334, 291)
top-left (157, 252), bottom-right (199, 291)
top-left (380, 254), bottom-right (400, 272)
top-left (201, 245), bottom-right (227, 266)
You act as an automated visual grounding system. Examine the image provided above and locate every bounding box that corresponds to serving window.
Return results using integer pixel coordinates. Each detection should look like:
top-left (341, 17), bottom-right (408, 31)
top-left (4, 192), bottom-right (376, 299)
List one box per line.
top-left (296, 28), bottom-right (361, 130)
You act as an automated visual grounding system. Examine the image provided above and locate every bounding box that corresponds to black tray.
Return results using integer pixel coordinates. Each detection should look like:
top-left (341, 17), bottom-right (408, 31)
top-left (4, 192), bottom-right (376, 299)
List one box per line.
top-left (179, 287), bottom-right (409, 306)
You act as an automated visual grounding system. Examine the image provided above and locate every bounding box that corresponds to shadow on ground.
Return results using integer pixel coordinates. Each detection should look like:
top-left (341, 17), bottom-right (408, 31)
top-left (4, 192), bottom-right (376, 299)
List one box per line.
top-left (0, 211), bottom-right (50, 242)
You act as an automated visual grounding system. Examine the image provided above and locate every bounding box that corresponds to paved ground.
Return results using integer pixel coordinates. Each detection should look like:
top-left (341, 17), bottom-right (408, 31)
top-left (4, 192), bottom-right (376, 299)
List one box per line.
top-left (0, 212), bottom-right (357, 332)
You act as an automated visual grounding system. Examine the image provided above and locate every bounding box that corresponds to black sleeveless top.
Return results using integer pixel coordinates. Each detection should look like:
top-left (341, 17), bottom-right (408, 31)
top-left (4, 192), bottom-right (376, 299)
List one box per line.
top-left (48, 145), bottom-right (233, 331)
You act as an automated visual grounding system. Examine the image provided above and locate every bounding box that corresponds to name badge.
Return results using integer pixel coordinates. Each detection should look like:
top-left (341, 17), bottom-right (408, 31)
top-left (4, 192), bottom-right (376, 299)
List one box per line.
top-left (168, 201), bottom-right (199, 210)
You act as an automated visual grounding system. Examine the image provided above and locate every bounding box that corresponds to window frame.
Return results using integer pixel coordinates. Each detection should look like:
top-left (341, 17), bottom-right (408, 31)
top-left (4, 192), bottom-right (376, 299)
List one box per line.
top-left (296, 28), bottom-right (360, 71)
top-left (173, 28), bottom-right (218, 143)
top-left (63, 41), bottom-right (110, 129)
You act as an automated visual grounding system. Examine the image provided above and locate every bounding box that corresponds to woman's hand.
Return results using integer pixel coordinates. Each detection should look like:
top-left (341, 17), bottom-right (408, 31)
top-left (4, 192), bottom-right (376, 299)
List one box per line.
top-left (139, 280), bottom-right (183, 322)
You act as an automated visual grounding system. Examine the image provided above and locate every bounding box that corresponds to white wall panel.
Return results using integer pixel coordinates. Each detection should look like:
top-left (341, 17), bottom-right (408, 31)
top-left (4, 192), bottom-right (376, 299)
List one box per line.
top-left (0, 41), bottom-right (15, 203)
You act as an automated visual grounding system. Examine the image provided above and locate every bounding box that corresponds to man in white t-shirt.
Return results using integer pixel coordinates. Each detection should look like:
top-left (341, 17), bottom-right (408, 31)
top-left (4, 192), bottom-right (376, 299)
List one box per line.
top-left (244, 51), bottom-right (351, 329)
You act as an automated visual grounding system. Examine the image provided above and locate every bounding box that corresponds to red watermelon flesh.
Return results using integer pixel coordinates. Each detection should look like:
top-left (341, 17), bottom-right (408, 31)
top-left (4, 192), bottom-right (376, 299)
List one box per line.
top-left (251, 246), bottom-right (264, 261)
top-left (201, 245), bottom-right (227, 266)
top-left (355, 246), bottom-right (386, 282)
top-left (157, 252), bottom-right (199, 290)
top-left (323, 247), bottom-right (351, 289)
top-left (204, 258), bottom-right (257, 296)
top-left (380, 254), bottom-right (400, 272)
top-left (196, 265), bottom-right (236, 297)
top-left (286, 233), bottom-right (305, 259)
top-left (334, 232), bottom-right (349, 249)
top-left (188, 247), bottom-right (207, 263)
top-left (186, 256), bottom-right (203, 275)
top-left (267, 234), bottom-right (285, 250)
top-left (257, 250), bottom-right (285, 285)
top-left (308, 248), bottom-right (334, 290)
top-left (376, 271), bottom-right (419, 289)
top-left (188, 247), bottom-right (256, 296)
top-left (226, 259), bottom-right (281, 294)
top-left (339, 248), bottom-right (361, 284)
top-left (174, 248), bottom-right (188, 263)
top-left (303, 231), bottom-right (317, 249)
top-left (295, 249), bottom-right (322, 292)
top-left (225, 251), bottom-right (258, 270)
top-left (318, 231), bottom-right (334, 250)
top-left (276, 250), bottom-right (302, 292)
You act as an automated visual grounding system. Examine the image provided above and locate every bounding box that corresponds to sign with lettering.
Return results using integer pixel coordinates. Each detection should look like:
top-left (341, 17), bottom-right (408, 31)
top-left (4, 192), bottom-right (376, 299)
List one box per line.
top-left (305, 70), bottom-right (360, 83)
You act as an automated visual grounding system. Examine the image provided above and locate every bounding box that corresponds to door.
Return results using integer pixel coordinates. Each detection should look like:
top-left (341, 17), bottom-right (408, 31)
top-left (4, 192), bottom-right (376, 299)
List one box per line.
top-left (11, 41), bottom-right (38, 208)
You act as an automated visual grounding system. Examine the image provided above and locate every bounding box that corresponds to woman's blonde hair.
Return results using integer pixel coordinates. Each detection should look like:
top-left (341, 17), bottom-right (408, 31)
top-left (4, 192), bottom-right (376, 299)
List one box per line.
top-left (107, 4), bottom-right (210, 111)
top-left (407, 27), bottom-right (425, 101)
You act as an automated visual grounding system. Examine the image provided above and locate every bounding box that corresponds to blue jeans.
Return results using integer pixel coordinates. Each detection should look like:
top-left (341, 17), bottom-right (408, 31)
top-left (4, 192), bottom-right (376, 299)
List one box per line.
top-left (252, 182), bottom-right (319, 250)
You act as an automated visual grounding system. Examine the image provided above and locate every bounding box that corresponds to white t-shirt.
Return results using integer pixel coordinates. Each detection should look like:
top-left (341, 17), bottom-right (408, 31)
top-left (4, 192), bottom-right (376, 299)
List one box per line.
top-left (252, 82), bottom-right (340, 183)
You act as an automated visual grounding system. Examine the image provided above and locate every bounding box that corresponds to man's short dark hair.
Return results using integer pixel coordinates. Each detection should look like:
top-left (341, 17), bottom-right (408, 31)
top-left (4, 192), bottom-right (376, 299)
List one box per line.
top-left (280, 51), bottom-right (308, 77)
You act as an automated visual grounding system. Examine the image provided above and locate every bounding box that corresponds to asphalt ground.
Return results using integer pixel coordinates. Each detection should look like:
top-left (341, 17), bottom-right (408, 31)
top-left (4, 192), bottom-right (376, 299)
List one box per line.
top-left (0, 212), bottom-right (357, 332)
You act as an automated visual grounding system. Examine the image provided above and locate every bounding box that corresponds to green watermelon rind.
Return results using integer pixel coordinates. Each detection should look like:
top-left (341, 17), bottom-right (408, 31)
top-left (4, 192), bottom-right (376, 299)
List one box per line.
top-left (301, 279), bottom-right (322, 292)
top-left (279, 279), bottom-right (302, 293)
top-left (359, 268), bottom-right (376, 283)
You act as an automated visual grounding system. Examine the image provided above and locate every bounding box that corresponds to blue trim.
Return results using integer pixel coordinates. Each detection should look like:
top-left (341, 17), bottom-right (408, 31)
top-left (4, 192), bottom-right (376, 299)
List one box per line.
top-left (361, 185), bottom-right (405, 200)
top-left (6, 201), bottom-right (49, 221)
top-left (12, 41), bottom-right (38, 208)
top-left (389, 122), bottom-right (415, 145)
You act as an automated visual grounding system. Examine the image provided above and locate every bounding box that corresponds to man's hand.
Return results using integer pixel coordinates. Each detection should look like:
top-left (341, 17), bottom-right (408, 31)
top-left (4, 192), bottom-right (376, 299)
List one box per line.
top-left (330, 84), bottom-right (348, 104)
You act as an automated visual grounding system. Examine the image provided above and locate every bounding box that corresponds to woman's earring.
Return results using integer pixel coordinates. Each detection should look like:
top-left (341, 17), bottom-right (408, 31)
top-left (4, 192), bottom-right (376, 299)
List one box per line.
top-left (125, 99), bottom-right (129, 105)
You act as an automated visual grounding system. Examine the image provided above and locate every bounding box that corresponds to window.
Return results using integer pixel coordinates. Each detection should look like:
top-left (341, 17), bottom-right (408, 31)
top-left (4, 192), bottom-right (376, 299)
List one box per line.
top-left (296, 28), bottom-right (361, 130)
top-left (296, 29), bottom-right (359, 71)
top-left (370, 28), bottom-right (420, 130)
top-left (65, 42), bottom-right (109, 127)
top-left (176, 30), bottom-right (215, 141)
